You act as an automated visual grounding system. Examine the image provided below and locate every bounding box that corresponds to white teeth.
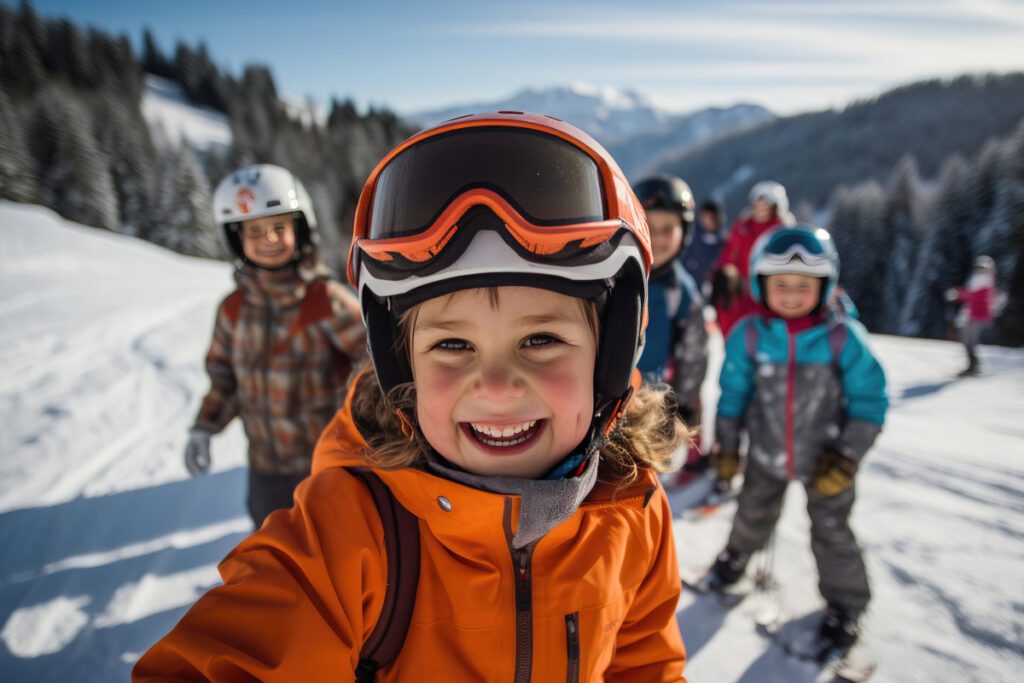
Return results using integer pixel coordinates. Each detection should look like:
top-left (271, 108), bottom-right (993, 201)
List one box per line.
top-left (470, 420), bottom-right (537, 440)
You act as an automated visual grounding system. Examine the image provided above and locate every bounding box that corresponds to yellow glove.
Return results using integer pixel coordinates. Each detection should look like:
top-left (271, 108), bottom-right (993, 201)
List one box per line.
top-left (812, 450), bottom-right (858, 497)
top-left (711, 447), bottom-right (740, 481)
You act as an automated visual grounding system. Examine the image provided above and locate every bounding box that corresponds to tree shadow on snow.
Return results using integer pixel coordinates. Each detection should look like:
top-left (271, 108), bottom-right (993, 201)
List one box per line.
top-left (736, 611), bottom-right (825, 683)
top-left (676, 593), bottom-right (729, 660)
top-left (898, 380), bottom-right (956, 401)
top-left (0, 468), bottom-right (248, 579)
top-left (0, 469), bottom-right (252, 680)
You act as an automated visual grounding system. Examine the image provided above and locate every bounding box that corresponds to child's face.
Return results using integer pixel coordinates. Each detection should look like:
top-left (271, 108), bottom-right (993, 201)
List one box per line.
top-left (410, 287), bottom-right (597, 479)
top-left (751, 199), bottom-right (774, 222)
top-left (764, 273), bottom-right (822, 319)
top-left (241, 214), bottom-right (297, 268)
top-left (647, 209), bottom-right (684, 269)
top-left (698, 210), bottom-right (719, 232)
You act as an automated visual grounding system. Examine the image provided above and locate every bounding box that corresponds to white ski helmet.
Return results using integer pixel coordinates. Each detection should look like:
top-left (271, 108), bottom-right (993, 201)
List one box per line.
top-left (212, 164), bottom-right (319, 264)
top-left (749, 225), bottom-right (840, 306)
top-left (974, 255), bottom-right (995, 273)
top-left (748, 180), bottom-right (789, 215)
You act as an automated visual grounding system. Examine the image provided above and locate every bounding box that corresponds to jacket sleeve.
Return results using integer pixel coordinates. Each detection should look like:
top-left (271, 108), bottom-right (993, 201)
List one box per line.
top-left (317, 280), bottom-right (367, 361)
top-left (715, 317), bottom-right (756, 453)
top-left (835, 320), bottom-right (888, 461)
top-left (193, 300), bottom-right (239, 434)
top-left (132, 470), bottom-right (386, 682)
top-left (605, 486), bottom-right (687, 682)
top-left (671, 285), bottom-right (708, 415)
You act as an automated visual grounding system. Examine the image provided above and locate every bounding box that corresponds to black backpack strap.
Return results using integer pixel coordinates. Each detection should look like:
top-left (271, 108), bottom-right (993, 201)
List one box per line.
top-left (345, 467), bottom-right (420, 682)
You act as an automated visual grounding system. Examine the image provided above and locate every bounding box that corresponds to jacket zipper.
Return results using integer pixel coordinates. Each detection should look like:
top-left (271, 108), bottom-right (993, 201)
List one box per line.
top-left (504, 498), bottom-right (535, 683)
top-left (512, 544), bottom-right (535, 683)
top-left (785, 330), bottom-right (796, 480)
top-left (564, 612), bottom-right (580, 683)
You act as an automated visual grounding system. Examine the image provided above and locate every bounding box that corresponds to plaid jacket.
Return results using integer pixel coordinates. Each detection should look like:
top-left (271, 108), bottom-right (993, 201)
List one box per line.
top-left (193, 266), bottom-right (366, 475)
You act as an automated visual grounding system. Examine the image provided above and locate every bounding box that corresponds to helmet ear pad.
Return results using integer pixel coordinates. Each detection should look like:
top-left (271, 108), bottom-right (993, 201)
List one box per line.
top-left (223, 222), bottom-right (245, 262)
top-left (593, 261), bottom-right (645, 416)
top-left (363, 292), bottom-right (413, 398)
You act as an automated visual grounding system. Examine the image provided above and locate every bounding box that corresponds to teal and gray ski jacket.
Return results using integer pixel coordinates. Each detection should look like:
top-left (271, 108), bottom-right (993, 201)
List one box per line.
top-left (716, 312), bottom-right (887, 482)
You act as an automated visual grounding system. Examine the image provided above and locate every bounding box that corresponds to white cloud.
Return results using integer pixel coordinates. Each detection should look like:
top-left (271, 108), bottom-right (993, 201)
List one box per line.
top-left (439, 2), bottom-right (1024, 114)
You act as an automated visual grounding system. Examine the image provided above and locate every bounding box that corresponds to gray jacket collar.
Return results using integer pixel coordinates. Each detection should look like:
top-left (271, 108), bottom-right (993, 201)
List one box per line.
top-left (426, 450), bottom-right (600, 549)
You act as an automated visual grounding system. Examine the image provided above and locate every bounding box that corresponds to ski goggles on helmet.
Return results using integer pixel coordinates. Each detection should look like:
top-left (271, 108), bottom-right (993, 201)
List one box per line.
top-left (753, 227), bottom-right (836, 277)
top-left (347, 112), bottom-right (652, 287)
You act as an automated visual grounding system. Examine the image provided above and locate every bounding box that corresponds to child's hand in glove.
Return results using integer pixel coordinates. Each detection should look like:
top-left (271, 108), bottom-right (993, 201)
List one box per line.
top-left (812, 450), bottom-right (857, 497)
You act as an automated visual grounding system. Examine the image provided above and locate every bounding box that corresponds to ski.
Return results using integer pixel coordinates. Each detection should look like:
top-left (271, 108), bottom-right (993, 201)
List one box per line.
top-left (757, 617), bottom-right (877, 682)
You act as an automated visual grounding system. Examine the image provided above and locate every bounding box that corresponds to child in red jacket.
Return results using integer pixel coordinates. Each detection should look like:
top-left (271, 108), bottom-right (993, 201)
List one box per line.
top-left (946, 255), bottom-right (999, 376)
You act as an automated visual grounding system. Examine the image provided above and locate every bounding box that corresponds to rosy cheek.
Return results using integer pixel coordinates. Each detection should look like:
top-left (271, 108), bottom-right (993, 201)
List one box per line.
top-left (537, 365), bottom-right (593, 435)
top-left (414, 364), bottom-right (462, 438)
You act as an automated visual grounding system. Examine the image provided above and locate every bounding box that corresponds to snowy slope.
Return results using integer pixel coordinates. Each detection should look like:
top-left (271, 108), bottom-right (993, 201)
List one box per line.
top-left (140, 75), bottom-right (233, 150)
top-left (1, 202), bottom-right (1022, 681)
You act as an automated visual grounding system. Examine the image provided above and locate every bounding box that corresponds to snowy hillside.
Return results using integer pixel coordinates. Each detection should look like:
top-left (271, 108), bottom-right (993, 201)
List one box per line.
top-left (1, 203), bottom-right (1022, 681)
top-left (141, 75), bottom-right (233, 150)
top-left (410, 83), bottom-right (773, 178)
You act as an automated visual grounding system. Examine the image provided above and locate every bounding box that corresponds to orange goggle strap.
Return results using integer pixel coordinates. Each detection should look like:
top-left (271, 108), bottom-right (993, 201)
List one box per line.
top-left (395, 408), bottom-right (415, 439)
top-left (602, 369), bottom-right (642, 437)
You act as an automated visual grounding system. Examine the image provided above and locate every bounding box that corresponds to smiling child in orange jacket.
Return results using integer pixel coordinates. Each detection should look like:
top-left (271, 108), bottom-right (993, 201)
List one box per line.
top-left (134, 113), bottom-right (689, 682)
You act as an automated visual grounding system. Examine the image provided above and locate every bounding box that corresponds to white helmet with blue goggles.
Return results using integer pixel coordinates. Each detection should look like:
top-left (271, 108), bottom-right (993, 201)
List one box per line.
top-left (749, 225), bottom-right (840, 304)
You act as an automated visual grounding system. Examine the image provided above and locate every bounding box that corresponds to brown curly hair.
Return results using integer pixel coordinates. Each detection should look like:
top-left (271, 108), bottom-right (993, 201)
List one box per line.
top-left (350, 290), bottom-right (696, 485)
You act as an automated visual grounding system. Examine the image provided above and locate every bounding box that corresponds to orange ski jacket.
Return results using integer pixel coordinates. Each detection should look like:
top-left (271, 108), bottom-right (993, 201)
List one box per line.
top-left (134, 386), bottom-right (687, 682)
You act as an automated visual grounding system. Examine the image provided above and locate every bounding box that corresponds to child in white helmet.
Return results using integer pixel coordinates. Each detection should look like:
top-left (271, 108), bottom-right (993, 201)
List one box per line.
top-left (711, 180), bottom-right (794, 336)
top-left (185, 164), bottom-right (365, 527)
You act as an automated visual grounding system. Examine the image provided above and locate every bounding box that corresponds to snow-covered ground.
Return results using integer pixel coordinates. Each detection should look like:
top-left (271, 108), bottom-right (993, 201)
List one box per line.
top-left (141, 76), bottom-right (233, 150)
top-left (1, 202), bottom-right (1022, 681)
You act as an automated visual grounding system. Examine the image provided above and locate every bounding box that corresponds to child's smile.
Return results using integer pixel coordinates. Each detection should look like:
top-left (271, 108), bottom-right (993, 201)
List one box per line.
top-left (764, 273), bottom-right (822, 319)
top-left (410, 287), bottom-right (597, 479)
top-left (462, 419), bottom-right (544, 454)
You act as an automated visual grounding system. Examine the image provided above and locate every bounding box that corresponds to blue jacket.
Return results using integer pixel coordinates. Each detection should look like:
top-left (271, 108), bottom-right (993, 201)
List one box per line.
top-left (638, 261), bottom-right (708, 413)
top-left (681, 229), bottom-right (726, 284)
top-left (716, 312), bottom-right (887, 482)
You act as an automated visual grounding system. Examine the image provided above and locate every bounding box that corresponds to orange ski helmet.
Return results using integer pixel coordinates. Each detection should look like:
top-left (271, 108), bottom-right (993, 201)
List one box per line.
top-left (348, 111), bottom-right (651, 438)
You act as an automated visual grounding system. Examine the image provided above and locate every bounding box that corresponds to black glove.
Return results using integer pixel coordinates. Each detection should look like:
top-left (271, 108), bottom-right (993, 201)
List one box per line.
top-left (812, 450), bottom-right (858, 497)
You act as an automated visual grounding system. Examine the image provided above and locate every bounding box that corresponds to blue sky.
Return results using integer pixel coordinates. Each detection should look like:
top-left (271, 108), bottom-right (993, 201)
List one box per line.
top-left (25, 0), bottom-right (1024, 116)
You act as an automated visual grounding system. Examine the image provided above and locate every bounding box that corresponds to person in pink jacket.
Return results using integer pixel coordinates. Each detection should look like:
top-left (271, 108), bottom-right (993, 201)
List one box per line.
top-left (946, 255), bottom-right (998, 376)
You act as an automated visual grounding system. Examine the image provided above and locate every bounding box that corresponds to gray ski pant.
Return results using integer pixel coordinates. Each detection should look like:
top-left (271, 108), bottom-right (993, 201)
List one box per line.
top-left (727, 464), bottom-right (871, 612)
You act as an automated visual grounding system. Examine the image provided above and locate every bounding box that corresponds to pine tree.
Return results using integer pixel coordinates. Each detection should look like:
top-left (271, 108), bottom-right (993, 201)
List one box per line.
top-left (92, 91), bottom-right (159, 237)
top-left (157, 144), bottom-right (224, 258)
top-left (898, 155), bottom-right (970, 338)
top-left (0, 86), bottom-right (38, 202)
top-left (141, 29), bottom-right (175, 79)
top-left (29, 85), bottom-right (119, 230)
top-left (879, 156), bottom-right (925, 333)
top-left (1, 10), bottom-right (45, 95)
top-left (993, 122), bottom-right (1024, 345)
